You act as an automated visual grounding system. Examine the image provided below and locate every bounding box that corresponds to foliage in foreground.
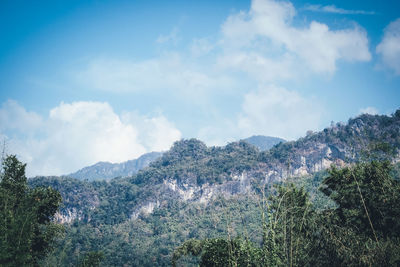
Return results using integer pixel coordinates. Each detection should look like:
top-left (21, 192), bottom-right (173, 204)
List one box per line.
top-left (0, 155), bottom-right (63, 266)
top-left (173, 161), bottom-right (400, 266)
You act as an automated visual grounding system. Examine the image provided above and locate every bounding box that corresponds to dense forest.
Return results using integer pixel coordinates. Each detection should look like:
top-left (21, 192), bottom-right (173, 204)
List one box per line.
top-left (1, 110), bottom-right (400, 266)
top-left (173, 161), bottom-right (400, 266)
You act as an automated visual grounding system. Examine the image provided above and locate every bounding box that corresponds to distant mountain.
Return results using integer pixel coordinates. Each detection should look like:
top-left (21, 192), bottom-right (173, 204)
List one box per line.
top-left (243, 135), bottom-right (286, 151)
top-left (67, 151), bottom-right (163, 180)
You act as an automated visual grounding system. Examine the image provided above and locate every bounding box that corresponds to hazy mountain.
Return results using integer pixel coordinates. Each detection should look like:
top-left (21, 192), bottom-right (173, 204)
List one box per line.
top-left (67, 151), bottom-right (163, 181)
top-left (243, 135), bottom-right (286, 151)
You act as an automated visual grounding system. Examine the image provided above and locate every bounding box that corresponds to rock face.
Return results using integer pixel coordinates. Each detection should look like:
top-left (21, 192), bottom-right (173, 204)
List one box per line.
top-left (128, 112), bottom-right (400, 218)
top-left (130, 171), bottom-right (254, 219)
top-left (258, 144), bottom-right (347, 184)
top-left (54, 208), bottom-right (84, 224)
top-left (67, 151), bottom-right (163, 181)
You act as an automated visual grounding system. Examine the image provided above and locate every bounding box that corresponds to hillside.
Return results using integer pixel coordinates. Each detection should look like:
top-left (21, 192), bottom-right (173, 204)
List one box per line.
top-left (29, 110), bottom-right (400, 266)
top-left (66, 135), bottom-right (281, 181)
top-left (128, 111), bottom-right (400, 205)
top-left (67, 151), bottom-right (163, 181)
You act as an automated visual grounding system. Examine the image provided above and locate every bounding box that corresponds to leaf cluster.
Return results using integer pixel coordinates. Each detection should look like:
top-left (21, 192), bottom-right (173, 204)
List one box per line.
top-left (0, 155), bottom-right (63, 266)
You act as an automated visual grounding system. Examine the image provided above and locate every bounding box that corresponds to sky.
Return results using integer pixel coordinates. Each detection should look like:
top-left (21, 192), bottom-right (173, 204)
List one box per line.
top-left (0, 0), bottom-right (399, 177)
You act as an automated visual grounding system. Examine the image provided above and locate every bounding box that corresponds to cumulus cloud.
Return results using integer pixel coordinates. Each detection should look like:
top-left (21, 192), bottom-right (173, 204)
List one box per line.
top-left (238, 85), bottom-right (322, 140)
top-left (79, 0), bottom-right (371, 96)
top-left (219, 0), bottom-right (371, 75)
top-left (0, 100), bottom-right (43, 132)
top-left (197, 120), bottom-right (239, 146)
top-left (0, 101), bottom-right (181, 176)
top-left (304, 5), bottom-right (375, 15)
top-left (72, 0), bottom-right (372, 147)
top-left (121, 111), bottom-right (182, 152)
top-left (198, 85), bottom-right (322, 144)
top-left (376, 18), bottom-right (400, 75)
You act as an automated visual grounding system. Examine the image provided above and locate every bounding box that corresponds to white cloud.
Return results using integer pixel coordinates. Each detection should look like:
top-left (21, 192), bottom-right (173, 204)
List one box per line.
top-left (197, 120), bottom-right (239, 147)
top-left (79, 1), bottom-right (371, 96)
top-left (0, 101), bottom-right (181, 176)
top-left (219, 0), bottom-right (371, 75)
top-left (376, 18), bottom-right (400, 75)
top-left (237, 85), bottom-right (322, 140)
top-left (190, 38), bottom-right (215, 57)
top-left (198, 85), bottom-right (322, 143)
top-left (79, 54), bottom-right (235, 99)
top-left (70, 0), bottom-right (371, 147)
top-left (0, 100), bottom-right (42, 132)
top-left (217, 51), bottom-right (297, 81)
top-left (121, 111), bottom-right (182, 152)
top-left (304, 5), bottom-right (375, 15)
top-left (359, 106), bottom-right (378, 115)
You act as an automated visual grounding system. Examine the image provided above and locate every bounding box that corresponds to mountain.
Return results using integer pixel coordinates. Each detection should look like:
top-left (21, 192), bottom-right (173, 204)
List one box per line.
top-left (67, 151), bottom-right (163, 180)
top-left (67, 135), bottom-right (285, 182)
top-left (29, 110), bottom-right (400, 266)
top-left (243, 135), bottom-right (286, 151)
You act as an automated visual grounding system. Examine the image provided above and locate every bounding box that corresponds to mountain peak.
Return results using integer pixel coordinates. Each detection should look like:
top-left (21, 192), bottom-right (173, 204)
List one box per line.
top-left (67, 151), bottom-right (163, 181)
top-left (242, 135), bottom-right (286, 151)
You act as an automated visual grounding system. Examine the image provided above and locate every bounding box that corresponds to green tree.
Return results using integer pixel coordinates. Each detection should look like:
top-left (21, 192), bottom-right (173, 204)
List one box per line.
top-left (79, 251), bottom-right (104, 267)
top-left (172, 237), bottom-right (260, 267)
top-left (173, 161), bottom-right (400, 266)
top-left (0, 155), bottom-right (63, 266)
top-left (262, 184), bottom-right (316, 267)
top-left (321, 161), bottom-right (400, 240)
top-left (319, 161), bottom-right (400, 266)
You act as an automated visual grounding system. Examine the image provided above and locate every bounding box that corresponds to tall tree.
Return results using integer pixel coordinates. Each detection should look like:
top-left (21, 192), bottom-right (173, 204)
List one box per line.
top-left (319, 161), bottom-right (400, 266)
top-left (262, 184), bottom-right (316, 267)
top-left (0, 155), bottom-right (63, 266)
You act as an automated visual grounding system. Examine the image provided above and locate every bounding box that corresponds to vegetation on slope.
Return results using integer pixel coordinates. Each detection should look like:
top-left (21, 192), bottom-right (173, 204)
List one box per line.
top-left (174, 161), bottom-right (400, 266)
top-left (23, 110), bottom-right (400, 266)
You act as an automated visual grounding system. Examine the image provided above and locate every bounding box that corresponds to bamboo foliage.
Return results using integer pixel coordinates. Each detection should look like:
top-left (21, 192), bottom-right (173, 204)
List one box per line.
top-left (172, 161), bottom-right (400, 266)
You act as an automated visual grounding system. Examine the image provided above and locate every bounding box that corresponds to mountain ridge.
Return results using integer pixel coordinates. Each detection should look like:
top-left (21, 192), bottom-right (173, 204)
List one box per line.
top-left (67, 151), bottom-right (163, 181)
top-left (28, 109), bottom-right (400, 266)
top-left (66, 135), bottom-right (284, 181)
top-left (242, 135), bottom-right (286, 151)
top-left (32, 110), bottom-right (400, 223)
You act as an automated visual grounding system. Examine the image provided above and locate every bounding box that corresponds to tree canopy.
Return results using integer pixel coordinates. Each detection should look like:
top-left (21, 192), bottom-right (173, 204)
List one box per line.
top-left (0, 155), bottom-right (63, 266)
top-left (173, 160), bottom-right (400, 266)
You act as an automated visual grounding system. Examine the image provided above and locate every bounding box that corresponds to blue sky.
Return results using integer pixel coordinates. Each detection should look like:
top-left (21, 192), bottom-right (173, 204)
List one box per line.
top-left (0, 0), bottom-right (399, 176)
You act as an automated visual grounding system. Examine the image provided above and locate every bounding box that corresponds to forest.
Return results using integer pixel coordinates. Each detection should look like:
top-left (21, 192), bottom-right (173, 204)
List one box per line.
top-left (1, 111), bottom-right (400, 266)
